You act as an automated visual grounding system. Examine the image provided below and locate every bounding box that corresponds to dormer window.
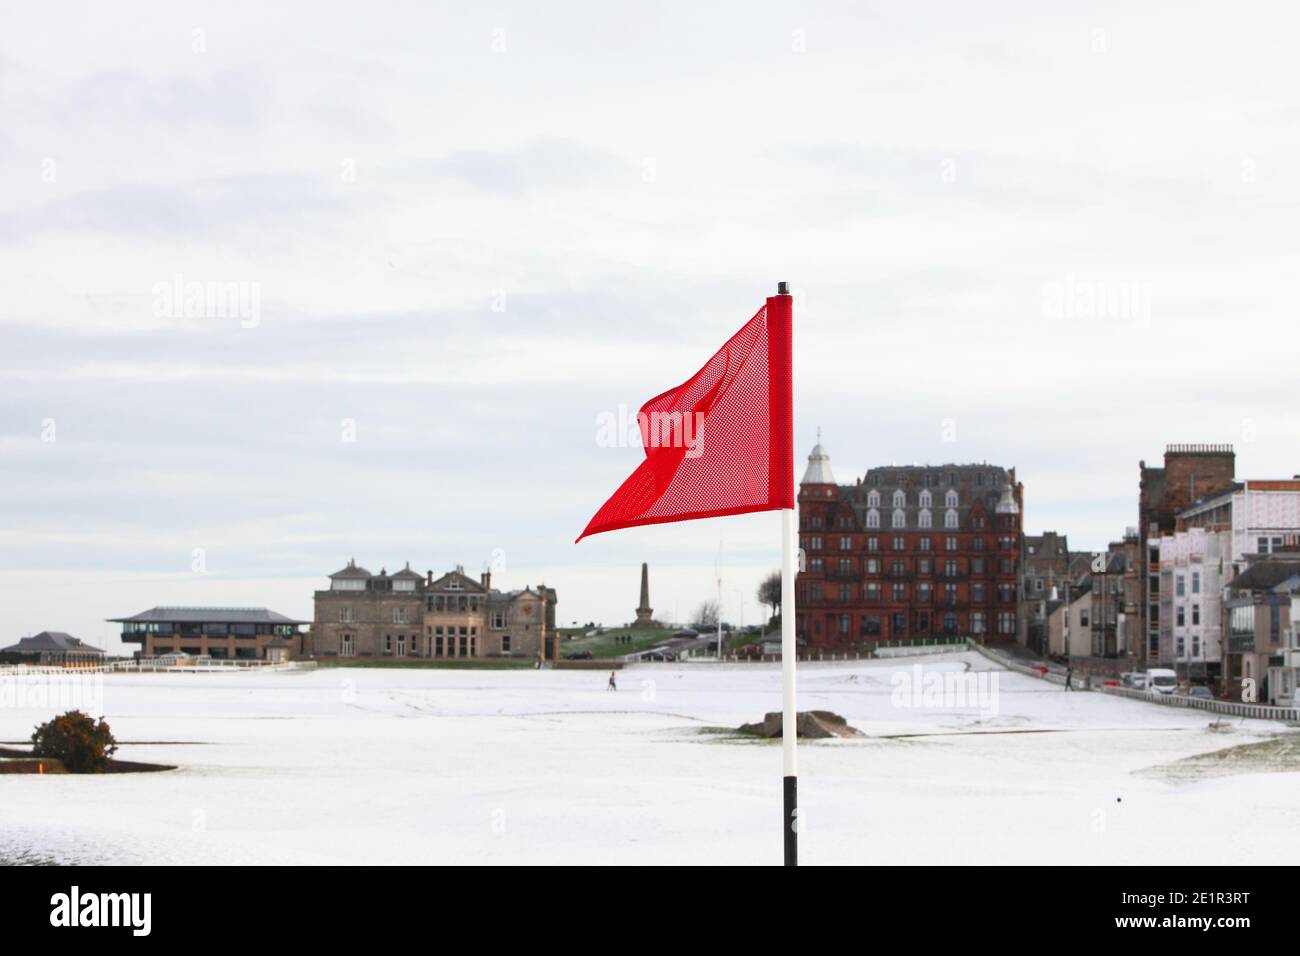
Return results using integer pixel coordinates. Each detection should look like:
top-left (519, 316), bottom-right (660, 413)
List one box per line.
top-left (394, 579), bottom-right (416, 592)
top-left (867, 490), bottom-right (880, 508)
top-left (919, 490), bottom-right (932, 508)
top-left (945, 508), bottom-right (959, 529)
top-left (331, 578), bottom-right (366, 591)
top-left (945, 490), bottom-right (959, 508)
top-left (918, 508), bottom-right (932, 529)
top-left (892, 508), bottom-right (906, 529)
top-left (892, 490), bottom-right (905, 509)
top-left (866, 508), bottom-right (880, 529)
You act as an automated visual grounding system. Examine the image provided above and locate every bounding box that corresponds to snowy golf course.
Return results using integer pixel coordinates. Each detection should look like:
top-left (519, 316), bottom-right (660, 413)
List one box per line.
top-left (3, 651), bottom-right (1298, 865)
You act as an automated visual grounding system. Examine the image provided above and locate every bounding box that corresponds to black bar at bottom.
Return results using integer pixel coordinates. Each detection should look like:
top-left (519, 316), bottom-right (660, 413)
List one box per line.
top-left (784, 774), bottom-right (798, 866)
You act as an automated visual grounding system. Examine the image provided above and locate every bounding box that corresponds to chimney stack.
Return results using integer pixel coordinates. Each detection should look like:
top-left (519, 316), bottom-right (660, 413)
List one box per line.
top-left (481, 571), bottom-right (491, 591)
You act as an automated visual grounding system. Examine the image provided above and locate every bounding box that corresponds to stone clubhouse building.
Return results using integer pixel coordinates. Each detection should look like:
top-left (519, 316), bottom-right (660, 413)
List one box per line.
top-left (309, 561), bottom-right (559, 662)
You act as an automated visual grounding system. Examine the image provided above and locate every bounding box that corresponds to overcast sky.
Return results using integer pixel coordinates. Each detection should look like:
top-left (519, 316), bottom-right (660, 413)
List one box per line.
top-left (3, 2), bottom-right (1299, 653)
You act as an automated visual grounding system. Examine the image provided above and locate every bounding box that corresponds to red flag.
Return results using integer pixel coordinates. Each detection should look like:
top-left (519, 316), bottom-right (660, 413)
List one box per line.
top-left (577, 291), bottom-right (793, 541)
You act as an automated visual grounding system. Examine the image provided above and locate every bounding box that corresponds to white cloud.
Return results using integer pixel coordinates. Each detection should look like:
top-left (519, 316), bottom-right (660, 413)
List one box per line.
top-left (1, 1), bottom-right (1299, 641)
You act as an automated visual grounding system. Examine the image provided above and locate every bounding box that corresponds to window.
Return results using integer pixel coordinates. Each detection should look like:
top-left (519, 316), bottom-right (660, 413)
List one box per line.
top-left (1192, 604), bottom-right (1200, 626)
top-left (394, 579), bottom-right (416, 592)
top-left (943, 612), bottom-right (958, 634)
top-left (861, 615), bottom-right (881, 636)
top-left (867, 536), bottom-right (879, 552)
top-left (1177, 606), bottom-right (1185, 627)
top-left (892, 509), bottom-right (906, 529)
top-left (944, 509), bottom-right (959, 529)
top-left (340, 634), bottom-right (354, 656)
top-left (893, 490), bottom-right (906, 509)
top-left (865, 582), bottom-right (880, 601)
top-left (971, 558), bottom-right (984, 574)
top-left (945, 490), bottom-right (958, 508)
top-left (998, 612), bottom-right (1014, 635)
top-left (919, 537), bottom-right (931, 552)
top-left (332, 578), bottom-right (366, 591)
top-left (945, 536), bottom-right (958, 552)
top-left (919, 490), bottom-right (932, 508)
top-left (1192, 572), bottom-right (1200, 594)
top-left (891, 583), bottom-right (906, 601)
top-left (867, 509), bottom-right (880, 529)
top-left (867, 490), bottom-right (880, 508)
top-left (1192, 634), bottom-right (1200, 657)
top-left (840, 536), bottom-right (852, 551)
top-left (809, 536), bottom-right (823, 551)
top-left (866, 558), bottom-right (880, 573)
top-left (338, 606), bottom-right (353, 624)
top-left (1176, 635), bottom-right (1185, 657)
top-left (1176, 575), bottom-right (1185, 597)
top-left (918, 558), bottom-right (931, 575)
top-left (839, 614), bottom-right (850, 635)
top-left (393, 607), bottom-right (409, 625)
top-left (918, 509), bottom-right (932, 529)
top-left (838, 559), bottom-right (851, 575)
top-left (502, 634), bottom-right (512, 653)
top-left (944, 559), bottom-right (957, 578)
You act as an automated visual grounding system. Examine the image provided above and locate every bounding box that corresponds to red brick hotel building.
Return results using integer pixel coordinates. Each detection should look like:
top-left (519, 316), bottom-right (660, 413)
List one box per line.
top-left (795, 441), bottom-right (1023, 648)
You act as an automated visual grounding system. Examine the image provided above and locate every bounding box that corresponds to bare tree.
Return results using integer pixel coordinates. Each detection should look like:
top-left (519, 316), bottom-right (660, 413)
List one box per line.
top-left (757, 570), bottom-right (782, 626)
top-left (693, 600), bottom-right (720, 630)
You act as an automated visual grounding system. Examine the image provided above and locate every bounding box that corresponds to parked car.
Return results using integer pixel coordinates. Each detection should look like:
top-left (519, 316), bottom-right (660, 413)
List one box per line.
top-left (1186, 686), bottom-right (1215, 701)
top-left (563, 650), bottom-right (593, 660)
top-left (1120, 672), bottom-right (1147, 689)
top-left (1146, 668), bottom-right (1177, 695)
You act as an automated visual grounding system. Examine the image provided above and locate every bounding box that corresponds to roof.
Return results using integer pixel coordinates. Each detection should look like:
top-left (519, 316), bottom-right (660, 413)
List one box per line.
top-left (106, 607), bottom-right (309, 625)
top-left (428, 570), bottom-right (487, 593)
top-left (392, 563), bottom-right (423, 580)
top-left (329, 559), bottom-right (372, 579)
top-left (0, 631), bottom-right (105, 656)
top-left (801, 443), bottom-right (836, 485)
top-left (1228, 560), bottom-right (1300, 593)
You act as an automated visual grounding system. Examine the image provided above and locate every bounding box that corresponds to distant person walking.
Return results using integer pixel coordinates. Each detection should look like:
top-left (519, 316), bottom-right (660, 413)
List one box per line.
top-left (1064, 664), bottom-right (1074, 691)
top-left (607, 671), bottom-right (617, 691)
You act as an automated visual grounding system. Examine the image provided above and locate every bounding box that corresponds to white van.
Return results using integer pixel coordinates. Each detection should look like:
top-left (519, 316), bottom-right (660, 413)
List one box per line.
top-left (1146, 668), bottom-right (1177, 695)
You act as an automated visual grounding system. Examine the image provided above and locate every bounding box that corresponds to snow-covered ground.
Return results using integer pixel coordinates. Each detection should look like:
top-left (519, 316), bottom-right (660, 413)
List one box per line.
top-left (2, 652), bottom-right (1297, 865)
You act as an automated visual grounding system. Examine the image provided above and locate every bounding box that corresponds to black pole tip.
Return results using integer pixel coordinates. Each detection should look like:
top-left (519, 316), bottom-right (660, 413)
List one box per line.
top-left (777, 281), bottom-right (790, 296)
